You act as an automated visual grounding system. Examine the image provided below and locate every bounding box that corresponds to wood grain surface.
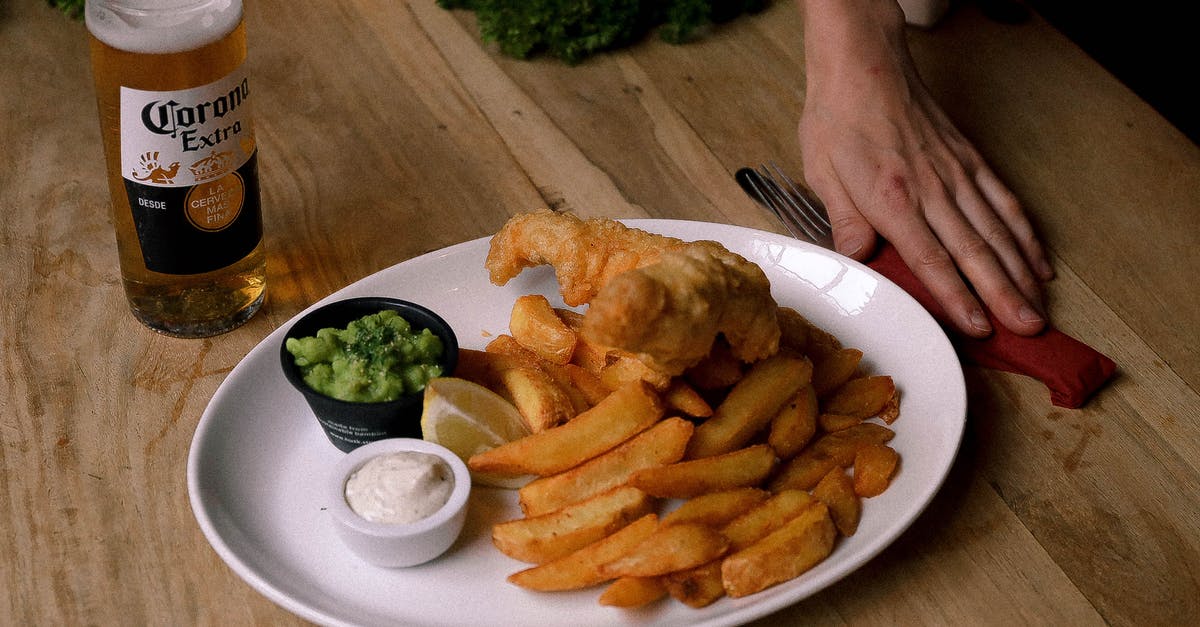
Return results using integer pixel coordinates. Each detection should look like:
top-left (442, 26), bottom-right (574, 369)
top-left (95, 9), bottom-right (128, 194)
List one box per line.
top-left (2, 0), bottom-right (1197, 624)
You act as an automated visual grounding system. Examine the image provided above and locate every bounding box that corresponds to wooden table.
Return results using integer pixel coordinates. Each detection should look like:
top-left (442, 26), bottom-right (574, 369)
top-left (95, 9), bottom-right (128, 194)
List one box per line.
top-left (3, 1), bottom-right (1198, 624)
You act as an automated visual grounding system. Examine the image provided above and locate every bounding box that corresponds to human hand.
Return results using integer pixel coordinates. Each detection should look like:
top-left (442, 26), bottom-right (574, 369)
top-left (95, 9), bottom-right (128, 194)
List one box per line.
top-left (796, 0), bottom-right (1055, 338)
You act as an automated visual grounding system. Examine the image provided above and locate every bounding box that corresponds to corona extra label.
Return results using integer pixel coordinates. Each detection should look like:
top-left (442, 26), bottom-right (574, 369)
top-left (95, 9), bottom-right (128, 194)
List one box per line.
top-left (118, 71), bottom-right (261, 275)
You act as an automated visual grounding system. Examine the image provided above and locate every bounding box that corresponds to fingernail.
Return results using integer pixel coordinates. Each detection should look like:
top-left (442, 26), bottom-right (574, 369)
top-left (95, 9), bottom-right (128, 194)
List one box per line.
top-left (1018, 304), bottom-right (1044, 324)
top-left (969, 309), bottom-right (991, 333)
top-left (840, 238), bottom-right (864, 257)
top-left (1038, 258), bottom-right (1055, 278)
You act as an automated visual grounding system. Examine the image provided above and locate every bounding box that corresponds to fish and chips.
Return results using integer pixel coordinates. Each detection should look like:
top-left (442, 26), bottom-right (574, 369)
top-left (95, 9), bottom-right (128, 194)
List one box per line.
top-left (456, 211), bottom-right (905, 610)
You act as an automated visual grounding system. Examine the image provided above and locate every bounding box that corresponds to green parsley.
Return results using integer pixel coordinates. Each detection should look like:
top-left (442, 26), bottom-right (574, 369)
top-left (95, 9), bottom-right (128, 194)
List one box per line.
top-left (438, 0), bottom-right (768, 64)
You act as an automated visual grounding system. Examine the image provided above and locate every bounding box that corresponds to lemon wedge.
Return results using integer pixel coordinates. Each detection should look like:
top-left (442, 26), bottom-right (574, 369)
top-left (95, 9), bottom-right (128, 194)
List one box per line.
top-left (421, 377), bottom-right (532, 489)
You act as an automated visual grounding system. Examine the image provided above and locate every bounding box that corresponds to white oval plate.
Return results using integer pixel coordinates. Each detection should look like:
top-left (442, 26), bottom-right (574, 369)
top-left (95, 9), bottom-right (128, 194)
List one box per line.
top-left (188, 219), bottom-right (965, 627)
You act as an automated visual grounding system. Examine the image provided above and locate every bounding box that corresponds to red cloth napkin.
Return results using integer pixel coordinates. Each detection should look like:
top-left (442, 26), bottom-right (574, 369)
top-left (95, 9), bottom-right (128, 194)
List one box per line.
top-left (865, 242), bottom-right (1116, 408)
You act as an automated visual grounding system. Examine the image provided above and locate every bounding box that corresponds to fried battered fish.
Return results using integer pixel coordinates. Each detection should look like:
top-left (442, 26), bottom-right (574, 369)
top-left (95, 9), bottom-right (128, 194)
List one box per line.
top-left (486, 210), bottom-right (687, 307)
top-left (485, 211), bottom-right (780, 374)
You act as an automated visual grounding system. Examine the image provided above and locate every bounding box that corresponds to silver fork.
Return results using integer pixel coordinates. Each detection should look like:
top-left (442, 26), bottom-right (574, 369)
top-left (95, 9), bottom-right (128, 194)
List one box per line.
top-left (735, 162), bottom-right (834, 249)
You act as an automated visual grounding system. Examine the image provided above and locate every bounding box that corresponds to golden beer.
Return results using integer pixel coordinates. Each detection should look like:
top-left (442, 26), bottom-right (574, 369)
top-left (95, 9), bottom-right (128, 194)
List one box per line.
top-left (87, 0), bottom-right (265, 337)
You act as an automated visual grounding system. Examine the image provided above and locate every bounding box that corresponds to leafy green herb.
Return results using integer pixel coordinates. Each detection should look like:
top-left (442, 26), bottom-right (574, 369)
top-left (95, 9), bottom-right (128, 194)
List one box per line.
top-left (438, 0), bottom-right (768, 64)
top-left (48, 0), bottom-right (84, 19)
top-left (51, 0), bottom-right (766, 62)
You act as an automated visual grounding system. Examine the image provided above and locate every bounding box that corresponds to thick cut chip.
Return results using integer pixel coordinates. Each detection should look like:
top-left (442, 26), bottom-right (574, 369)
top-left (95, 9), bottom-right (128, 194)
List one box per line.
top-left (563, 363), bottom-right (610, 406)
top-left (519, 417), bottom-right (693, 517)
top-left (853, 444), bottom-right (900, 497)
top-left (721, 501), bottom-right (837, 598)
top-left (486, 334), bottom-right (592, 415)
top-left (660, 488), bottom-right (768, 528)
top-left (768, 384), bottom-right (818, 459)
top-left (667, 489), bottom-right (817, 608)
top-left (687, 355), bottom-right (812, 459)
top-left (455, 348), bottom-right (576, 432)
top-left (663, 379), bottom-right (713, 418)
top-left (572, 340), bottom-right (611, 379)
top-left (818, 412), bottom-right (865, 433)
top-left (810, 468), bottom-right (861, 536)
top-left (630, 444), bottom-right (778, 499)
top-left (498, 367), bottom-right (578, 432)
top-left (664, 561), bottom-right (725, 608)
top-left (469, 380), bottom-right (663, 477)
top-left (823, 375), bottom-right (896, 419)
top-left (877, 388), bottom-right (901, 424)
top-left (769, 423), bottom-right (895, 492)
top-left (721, 490), bottom-right (818, 551)
top-left (598, 576), bottom-right (668, 608)
top-left (601, 523), bottom-right (730, 578)
top-left (484, 332), bottom-right (544, 365)
top-left (491, 486), bottom-right (654, 564)
top-left (558, 307), bottom-right (612, 376)
top-left (507, 514), bottom-right (658, 591)
top-left (811, 348), bottom-right (863, 398)
top-left (509, 294), bottom-right (577, 365)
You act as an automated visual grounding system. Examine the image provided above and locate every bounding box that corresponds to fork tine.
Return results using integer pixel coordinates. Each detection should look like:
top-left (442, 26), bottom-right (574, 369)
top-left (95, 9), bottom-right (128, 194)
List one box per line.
top-left (746, 168), bottom-right (824, 243)
top-left (737, 164), bottom-right (835, 246)
top-left (754, 166), bottom-right (826, 244)
top-left (766, 161), bottom-right (832, 232)
top-left (754, 163), bottom-right (834, 249)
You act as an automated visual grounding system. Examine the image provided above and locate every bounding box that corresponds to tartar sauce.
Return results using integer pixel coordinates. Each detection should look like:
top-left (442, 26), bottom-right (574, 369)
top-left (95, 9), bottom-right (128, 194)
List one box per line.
top-left (344, 451), bottom-right (455, 524)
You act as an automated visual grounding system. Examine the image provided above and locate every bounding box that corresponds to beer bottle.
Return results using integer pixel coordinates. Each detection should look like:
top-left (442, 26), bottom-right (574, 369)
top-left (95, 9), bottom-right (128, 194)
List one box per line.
top-left (86, 0), bottom-right (266, 337)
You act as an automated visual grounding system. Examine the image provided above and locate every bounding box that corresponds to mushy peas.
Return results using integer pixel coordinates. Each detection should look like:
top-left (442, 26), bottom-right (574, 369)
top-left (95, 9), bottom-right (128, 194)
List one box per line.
top-left (286, 309), bottom-right (444, 402)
